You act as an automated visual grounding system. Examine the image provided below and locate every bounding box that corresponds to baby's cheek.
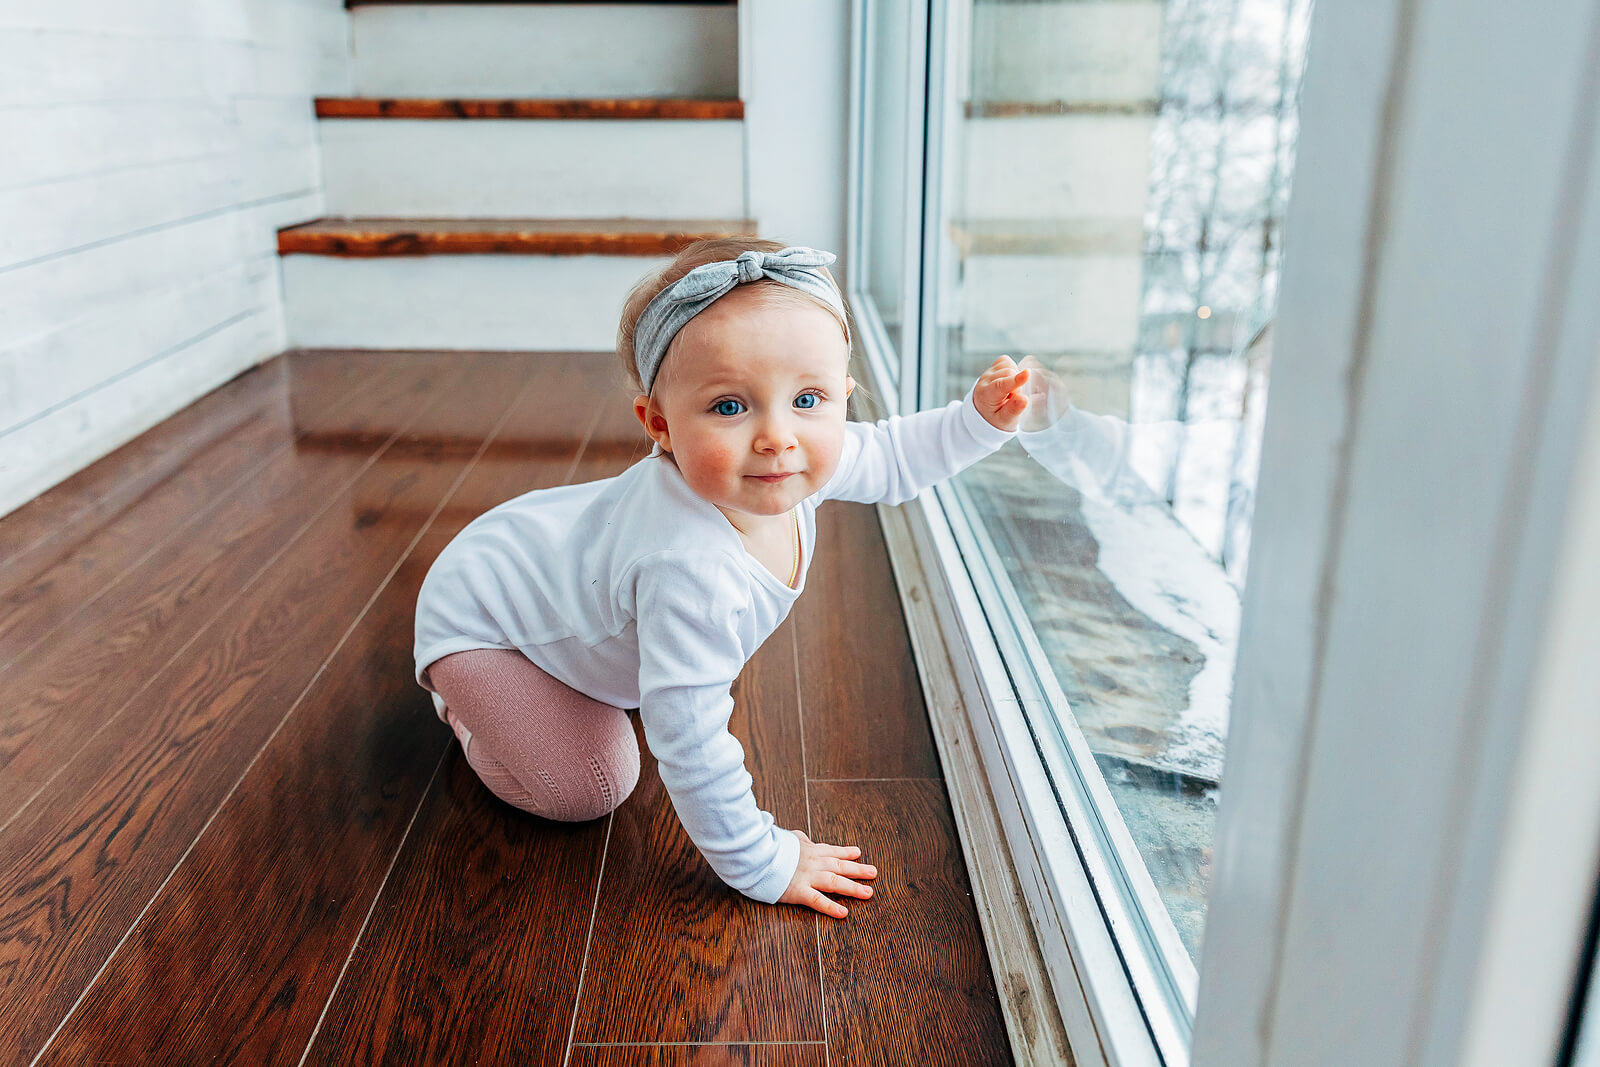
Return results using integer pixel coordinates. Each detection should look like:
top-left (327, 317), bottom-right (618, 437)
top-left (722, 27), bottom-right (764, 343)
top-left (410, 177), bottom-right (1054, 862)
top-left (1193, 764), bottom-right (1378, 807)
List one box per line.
top-left (686, 440), bottom-right (740, 489)
top-left (810, 433), bottom-right (846, 484)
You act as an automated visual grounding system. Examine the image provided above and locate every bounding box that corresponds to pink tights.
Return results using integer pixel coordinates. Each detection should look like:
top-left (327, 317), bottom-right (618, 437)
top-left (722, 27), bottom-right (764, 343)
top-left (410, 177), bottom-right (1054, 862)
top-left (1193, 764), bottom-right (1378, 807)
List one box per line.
top-left (426, 648), bottom-right (640, 822)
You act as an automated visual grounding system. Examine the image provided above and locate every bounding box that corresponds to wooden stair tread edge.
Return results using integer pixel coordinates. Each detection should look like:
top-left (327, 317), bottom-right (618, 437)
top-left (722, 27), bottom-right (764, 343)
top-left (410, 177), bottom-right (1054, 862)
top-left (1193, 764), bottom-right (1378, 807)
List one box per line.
top-left (276, 218), bottom-right (759, 257)
top-left (314, 97), bottom-right (744, 120)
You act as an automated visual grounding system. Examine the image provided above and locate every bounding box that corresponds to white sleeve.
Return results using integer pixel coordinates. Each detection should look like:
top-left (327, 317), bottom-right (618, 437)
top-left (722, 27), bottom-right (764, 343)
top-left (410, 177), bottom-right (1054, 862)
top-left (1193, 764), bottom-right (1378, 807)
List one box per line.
top-left (631, 552), bottom-right (800, 904)
top-left (819, 384), bottom-right (1016, 505)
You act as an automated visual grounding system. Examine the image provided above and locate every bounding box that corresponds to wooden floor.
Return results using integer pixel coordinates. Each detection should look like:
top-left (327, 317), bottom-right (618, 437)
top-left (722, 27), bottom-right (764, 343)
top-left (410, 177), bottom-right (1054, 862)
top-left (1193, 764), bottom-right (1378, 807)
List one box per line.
top-left (0, 351), bottom-right (1013, 1066)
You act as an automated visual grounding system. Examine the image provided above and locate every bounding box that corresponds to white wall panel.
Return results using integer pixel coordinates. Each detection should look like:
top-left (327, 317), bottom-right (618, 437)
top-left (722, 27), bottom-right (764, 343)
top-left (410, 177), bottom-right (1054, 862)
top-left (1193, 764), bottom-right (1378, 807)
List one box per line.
top-left (1, 146), bottom-right (319, 272)
top-left (1, 256), bottom-right (279, 430)
top-left (2, 198), bottom-right (304, 340)
top-left (0, 0), bottom-right (348, 518)
top-left (741, 0), bottom-right (851, 264)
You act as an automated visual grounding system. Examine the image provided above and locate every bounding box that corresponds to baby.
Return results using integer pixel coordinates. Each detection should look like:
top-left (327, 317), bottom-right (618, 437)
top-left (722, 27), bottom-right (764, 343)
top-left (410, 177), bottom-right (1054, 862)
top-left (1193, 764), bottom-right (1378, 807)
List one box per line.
top-left (413, 238), bottom-right (1031, 919)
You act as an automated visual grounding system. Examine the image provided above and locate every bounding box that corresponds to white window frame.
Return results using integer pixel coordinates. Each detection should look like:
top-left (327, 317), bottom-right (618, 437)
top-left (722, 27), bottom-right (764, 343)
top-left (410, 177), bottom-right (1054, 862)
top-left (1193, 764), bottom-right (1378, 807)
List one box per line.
top-left (845, 0), bottom-right (925, 417)
top-left (847, 0), bottom-right (1600, 1064)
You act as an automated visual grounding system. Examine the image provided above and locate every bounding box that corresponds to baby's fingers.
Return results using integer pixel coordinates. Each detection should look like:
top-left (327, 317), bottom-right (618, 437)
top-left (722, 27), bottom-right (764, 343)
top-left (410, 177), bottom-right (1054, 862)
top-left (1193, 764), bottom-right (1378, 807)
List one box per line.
top-left (823, 872), bottom-right (875, 900)
top-left (802, 887), bottom-right (850, 920)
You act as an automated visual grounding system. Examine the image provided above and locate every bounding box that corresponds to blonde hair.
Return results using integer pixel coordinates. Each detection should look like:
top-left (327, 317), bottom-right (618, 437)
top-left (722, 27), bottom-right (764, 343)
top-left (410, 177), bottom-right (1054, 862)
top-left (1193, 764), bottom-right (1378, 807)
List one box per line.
top-left (615, 236), bottom-right (859, 397)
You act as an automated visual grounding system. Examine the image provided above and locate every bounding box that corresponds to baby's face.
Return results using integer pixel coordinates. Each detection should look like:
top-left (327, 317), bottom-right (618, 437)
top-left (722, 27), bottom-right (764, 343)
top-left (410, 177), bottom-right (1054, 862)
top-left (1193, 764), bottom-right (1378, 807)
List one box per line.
top-left (635, 288), bottom-right (854, 526)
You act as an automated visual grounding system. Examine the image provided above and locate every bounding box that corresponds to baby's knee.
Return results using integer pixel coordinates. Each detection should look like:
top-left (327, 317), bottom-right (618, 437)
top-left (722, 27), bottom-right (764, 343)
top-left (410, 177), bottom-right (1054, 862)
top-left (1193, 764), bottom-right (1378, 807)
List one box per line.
top-left (556, 725), bottom-right (641, 823)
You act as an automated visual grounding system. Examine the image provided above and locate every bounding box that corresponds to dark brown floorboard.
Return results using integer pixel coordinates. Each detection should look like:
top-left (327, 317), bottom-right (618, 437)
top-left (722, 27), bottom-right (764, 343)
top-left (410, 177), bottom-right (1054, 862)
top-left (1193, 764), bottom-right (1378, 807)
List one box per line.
top-left (37, 357), bottom-right (606, 1065)
top-left (792, 503), bottom-right (943, 780)
top-left (571, 617), bottom-right (822, 1045)
top-left (0, 353), bottom-right (384, 683)
top-left (300, 376), bottom-right (646, 1065)
top-left (0, 354), bottom-right (522, 1064)
top-left (812, 779), bottom-right (1012, 1067)
top-left (0, 360), bottom-right (285, 577)
top-left (0, 404), bottom-right (292, 672)
top-left (1, 351), bottom-right (1014, 1066)
top-left (0, 355), bottom-right (449, 816)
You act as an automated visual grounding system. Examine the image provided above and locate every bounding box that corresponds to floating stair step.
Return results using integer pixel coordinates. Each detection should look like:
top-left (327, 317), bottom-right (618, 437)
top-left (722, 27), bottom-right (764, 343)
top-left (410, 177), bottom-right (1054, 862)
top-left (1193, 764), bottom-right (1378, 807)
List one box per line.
top-left (315, 97), bottom-right (743, 120)
top-left (349, 4), bottom-right (736, 98)
top-left (277, 217), bottom-right (755, 257)
top-left (316, 109), bottom-right (744, 218)
top-left (278, 219), bottom-right (759, 350)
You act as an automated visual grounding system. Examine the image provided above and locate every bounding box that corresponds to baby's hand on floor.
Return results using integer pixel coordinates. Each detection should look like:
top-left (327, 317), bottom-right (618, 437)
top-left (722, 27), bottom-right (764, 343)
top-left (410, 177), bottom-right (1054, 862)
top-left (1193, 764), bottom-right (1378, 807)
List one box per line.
top-left (972, 356), bottom-right (1031, 432)
top-left (779, 829), bottom-right (877, 919)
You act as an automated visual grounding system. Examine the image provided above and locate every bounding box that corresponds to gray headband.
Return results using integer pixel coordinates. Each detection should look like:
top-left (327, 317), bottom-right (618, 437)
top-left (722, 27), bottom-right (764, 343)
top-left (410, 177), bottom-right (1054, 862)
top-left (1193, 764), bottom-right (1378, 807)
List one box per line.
top-left (633, 246), bottom-right (850, 395)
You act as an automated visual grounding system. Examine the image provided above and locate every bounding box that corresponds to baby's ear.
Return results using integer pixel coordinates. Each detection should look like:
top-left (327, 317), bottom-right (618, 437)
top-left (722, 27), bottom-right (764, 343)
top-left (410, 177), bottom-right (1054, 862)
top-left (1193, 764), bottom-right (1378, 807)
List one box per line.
top-left (633, 394), bottom-right (672, 452)
top-left (844, 375), bottom-right (856, 398)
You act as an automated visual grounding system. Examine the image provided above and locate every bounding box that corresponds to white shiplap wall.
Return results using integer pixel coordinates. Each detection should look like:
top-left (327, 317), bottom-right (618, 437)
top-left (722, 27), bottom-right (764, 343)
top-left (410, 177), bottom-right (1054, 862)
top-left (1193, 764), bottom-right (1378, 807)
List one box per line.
top-left (0, 0), bottom-right (350, 519)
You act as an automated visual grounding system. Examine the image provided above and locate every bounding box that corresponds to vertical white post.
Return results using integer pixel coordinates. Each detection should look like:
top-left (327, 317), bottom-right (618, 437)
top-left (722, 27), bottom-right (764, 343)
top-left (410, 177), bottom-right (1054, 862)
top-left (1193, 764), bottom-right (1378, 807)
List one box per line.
top-left (740, 0), bottom-right (853, 274)
top-left (1193, 1), bottom-right (1600, 1065)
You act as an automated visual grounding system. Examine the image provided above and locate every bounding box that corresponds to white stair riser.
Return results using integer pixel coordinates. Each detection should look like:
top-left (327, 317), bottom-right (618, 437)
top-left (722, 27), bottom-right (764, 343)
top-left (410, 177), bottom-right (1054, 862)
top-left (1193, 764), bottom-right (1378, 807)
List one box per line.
top-left (970, 2), bottom-right (1164, 104)
top-left (961, 253), bottom-right (1143, 353)
top-left (351, 4), bottom-right (738, 98)
top-left (318, 119), bottom-right (745, 218)
top-left (282, 254), bottom-right (670, 351)
top-left (963, 114), bottom-right (1155, 220)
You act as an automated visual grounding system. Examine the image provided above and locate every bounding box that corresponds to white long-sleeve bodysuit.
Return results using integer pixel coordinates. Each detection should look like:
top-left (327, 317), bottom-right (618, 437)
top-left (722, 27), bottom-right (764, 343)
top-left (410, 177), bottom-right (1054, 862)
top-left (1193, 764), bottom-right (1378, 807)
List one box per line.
top-left (413, 386), bottom-right (1015, 903)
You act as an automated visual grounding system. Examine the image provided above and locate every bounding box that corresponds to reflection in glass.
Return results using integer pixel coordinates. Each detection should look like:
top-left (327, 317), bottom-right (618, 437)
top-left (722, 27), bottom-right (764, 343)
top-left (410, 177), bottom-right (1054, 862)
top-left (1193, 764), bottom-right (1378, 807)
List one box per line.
top-left (935, 0), bottom-right (1312, 966)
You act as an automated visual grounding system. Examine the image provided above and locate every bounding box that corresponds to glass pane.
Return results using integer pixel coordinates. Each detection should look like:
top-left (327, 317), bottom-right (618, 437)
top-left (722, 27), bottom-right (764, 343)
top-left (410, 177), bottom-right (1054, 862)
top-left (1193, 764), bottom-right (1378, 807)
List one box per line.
top-left (859, 0), bottom-right (913, 362)
top-left (930, 0), bottom-right (1313, 972)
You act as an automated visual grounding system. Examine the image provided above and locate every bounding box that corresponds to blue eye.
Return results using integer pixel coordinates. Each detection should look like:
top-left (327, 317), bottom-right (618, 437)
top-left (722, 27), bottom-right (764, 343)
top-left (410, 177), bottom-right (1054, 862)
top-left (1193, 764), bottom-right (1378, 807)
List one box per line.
top-left (713, 399), bottom-right (745, 416)
top-left (794, 392), bottom-right (820, 409)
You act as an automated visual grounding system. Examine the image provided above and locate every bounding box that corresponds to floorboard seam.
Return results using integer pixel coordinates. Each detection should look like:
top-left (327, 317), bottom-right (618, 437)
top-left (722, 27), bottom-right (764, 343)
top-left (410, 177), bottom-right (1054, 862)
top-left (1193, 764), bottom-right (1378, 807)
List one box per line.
top-left (791, 623), bottom-right (831, 1067)
top-left (27, 359), bottom-right (521, 1064)
top-left (0, 420), bottom-right (408, 839)
top-left (562, 809), bottom-right (614, 1067)
top-left (289, 364), bottom-right (534, 1064)
top-left (297, 743), bottom-right (452, 1067)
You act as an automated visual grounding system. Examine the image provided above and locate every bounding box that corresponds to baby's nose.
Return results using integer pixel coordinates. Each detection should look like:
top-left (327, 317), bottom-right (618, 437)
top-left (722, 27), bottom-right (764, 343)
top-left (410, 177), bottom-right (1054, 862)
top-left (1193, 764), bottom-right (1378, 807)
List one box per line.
top-left (754, 420), bottom-right (798, 449)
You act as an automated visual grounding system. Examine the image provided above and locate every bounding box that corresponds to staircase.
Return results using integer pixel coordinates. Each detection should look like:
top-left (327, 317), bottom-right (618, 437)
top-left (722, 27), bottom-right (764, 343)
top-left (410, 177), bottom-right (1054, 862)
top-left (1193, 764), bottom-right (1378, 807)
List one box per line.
top-left (277, 0), bottom-right (756, 352)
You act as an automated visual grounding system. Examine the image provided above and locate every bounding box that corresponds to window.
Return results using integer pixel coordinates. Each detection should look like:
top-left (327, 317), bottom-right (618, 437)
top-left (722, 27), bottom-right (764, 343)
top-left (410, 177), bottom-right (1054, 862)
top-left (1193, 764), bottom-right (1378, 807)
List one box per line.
top-left (851, 2), bottom-right (1600, 1065)
top-left (854, 0), bottom-right (1314, 1060)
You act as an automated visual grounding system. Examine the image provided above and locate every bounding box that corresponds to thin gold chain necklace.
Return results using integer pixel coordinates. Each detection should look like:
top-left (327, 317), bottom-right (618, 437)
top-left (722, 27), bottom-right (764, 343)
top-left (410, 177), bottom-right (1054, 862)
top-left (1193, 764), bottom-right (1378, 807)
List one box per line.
top-left (787, 508), bottom-right (801, 588)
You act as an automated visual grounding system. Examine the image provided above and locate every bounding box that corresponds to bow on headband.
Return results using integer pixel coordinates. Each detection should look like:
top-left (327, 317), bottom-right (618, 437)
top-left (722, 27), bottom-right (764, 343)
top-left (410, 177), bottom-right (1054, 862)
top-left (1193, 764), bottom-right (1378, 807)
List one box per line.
top-left (632, 246), bottom-right (850, 395)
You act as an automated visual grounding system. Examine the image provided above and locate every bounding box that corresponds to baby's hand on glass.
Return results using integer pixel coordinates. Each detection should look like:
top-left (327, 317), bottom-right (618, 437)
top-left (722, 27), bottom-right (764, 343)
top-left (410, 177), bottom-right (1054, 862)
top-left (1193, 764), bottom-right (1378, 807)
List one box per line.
top-left (972, 356), bottom-right (1031, 432)
top-left (779, 829), bottom-right (877, 919)
top-left (1017, 354), bottom-right (1071, 432)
